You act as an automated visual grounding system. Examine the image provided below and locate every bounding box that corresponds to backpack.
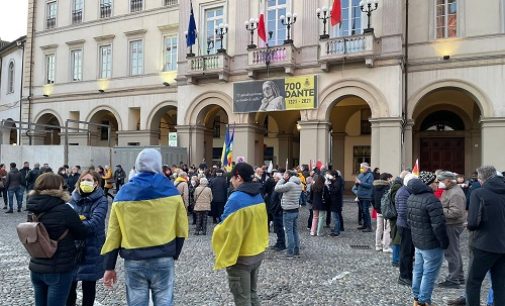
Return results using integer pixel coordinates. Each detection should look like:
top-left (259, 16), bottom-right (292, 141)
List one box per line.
top-left (381, 188), bottom-right (397, 220)
top-left (16, 212), bottom-right (69, 258)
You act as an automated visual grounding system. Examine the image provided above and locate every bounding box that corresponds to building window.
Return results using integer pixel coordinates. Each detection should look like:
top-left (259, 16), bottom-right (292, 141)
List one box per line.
top-left (331, 0), bottom-right (362, 37)
top-left (71, 49), bottom-right (83, 81)
top-left (360, 109), bottom-right (371, 135)
top-left (130, 0), bottom-right (143, 12)
top-left (46, 54), bottom-right (56, 84)
top-left (266, 0), bottom-right (287, 46)
top-left (99, 45), bottom-right (112, 79)
top-left (353, 146), bottom-right (371, 174)
top-left (164, 0), bottom-right (178, 6)
top-left (204, 6), bottom-right (224, 54)
top-left (101, 120), bottom-right (109, 140)
top-left (7, 61), bottom-right (14, 94)
top-left (129, 40), bottom-right (143, 75)
top-left (213, 116), bottom-right (221, 138)
top-left (436, 0), bottom-right (457, 38)
top-left (72, 0), bottom-right (83, 24)
top-left (100, 0), bottom-right (112, 18)
top-left (46, 1), bottom-right (57, 29)
top-left (163, 36), bottom-right (177, 71)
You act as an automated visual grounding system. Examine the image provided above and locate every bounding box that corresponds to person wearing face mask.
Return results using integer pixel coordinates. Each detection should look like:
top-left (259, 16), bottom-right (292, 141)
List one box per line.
top-left (66, 170), bottom-right (108, 306)
top-left (436, 171), bottom-right (467, 289)
top-left (355, 162), bottom-right (375, 232)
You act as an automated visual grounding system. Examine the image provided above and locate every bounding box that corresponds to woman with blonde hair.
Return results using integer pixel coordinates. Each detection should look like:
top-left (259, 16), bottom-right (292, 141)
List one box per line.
top-left (66, 170), bottom-right (108, 306)
top-left (193, 177), bottom-right (213, 235)
top-left (26, 173), bottom-right (87, 306)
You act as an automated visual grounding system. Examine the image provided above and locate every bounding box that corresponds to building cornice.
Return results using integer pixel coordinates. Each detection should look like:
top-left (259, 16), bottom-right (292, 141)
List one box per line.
top-left (124, 29), bottom-right (147, 37)
top-left (40, 43), bottom-right (58, 50)
top-left (94, 34), bottom-right (116, 42)
top-left (158, 24), bottom-right (179, 33)
top-left (65, 39), bottom-right (86, 46)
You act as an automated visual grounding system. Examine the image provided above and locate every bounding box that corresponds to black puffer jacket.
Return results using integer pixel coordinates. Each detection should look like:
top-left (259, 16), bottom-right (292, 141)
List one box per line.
top-left (407, 179), bottom-right (449, 250)
top-left (327, 177), bottom-right (344, 212)
top-left (210, 175), bottom-right (228, 203)
top-left (468, 176), bottom-right (505, 254)
top-left (372, 180), bottom-right (390, 214)
top-left (26, 190), bottom-right (88, 273)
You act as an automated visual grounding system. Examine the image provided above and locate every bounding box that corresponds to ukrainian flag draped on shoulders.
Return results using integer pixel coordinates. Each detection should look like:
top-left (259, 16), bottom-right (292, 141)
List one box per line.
top-left (211, 182), bottom-right (269, 270)
top-left (101, 171), bottom-right (188, 268)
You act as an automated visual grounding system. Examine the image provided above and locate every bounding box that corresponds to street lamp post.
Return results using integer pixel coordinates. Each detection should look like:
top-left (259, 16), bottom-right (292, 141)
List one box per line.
top-left (280, 12), bottom-right (297, 45)
top-left (215, 23), bottom-right (229, 53)
top-left (316, 6), bottom-right (330, 39)
top-left (245, 18), bottom-right (259, 49)
top-left (360, 0), bottom-right (379, 33)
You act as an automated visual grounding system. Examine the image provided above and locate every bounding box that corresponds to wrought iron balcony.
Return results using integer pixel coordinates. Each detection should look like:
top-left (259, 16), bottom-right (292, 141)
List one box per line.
top-left (247, 43), bottom-right (296, 77)
top-left (164, 0), bottom-right (178, 6)
top-left (46, 17), bottom-right (56, 29)
top-left (72, 10), bottom-right (83, 24)
top-left (318, 32), bottom-right (377, 70)
top-left (100, 5), bottom-right (111, 18)
top-left (185, 53), bottom-right (230, 84)
top-left (130, 0), bottom-right (143, 12)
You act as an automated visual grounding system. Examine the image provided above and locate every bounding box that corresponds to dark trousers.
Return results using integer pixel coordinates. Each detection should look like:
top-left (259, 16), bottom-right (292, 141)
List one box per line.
top-left (307, 209), bottom-right (313, 229)
top-left (399, 226), bottom-right (415, 280)
top-left (273, 212), bottom-right (285, 248)
top-left (359, 199), bottom-right (371, 228)
top-left (66, 281), bottom-right (97, 306)
top-left (195, 211), bottom-right (208, 234)
top-left (338, 210), bottom-right (344, 231)
top-left (326, 209), bottom-right (331, 226)
top-left (466, 248), bottom-right (505, 306)
top-left (1, 188), bottom-right (7, 207)
top-left (357, 201), bottom-right (363, 224)
top-left (226, 261), bottom-right (262, 306)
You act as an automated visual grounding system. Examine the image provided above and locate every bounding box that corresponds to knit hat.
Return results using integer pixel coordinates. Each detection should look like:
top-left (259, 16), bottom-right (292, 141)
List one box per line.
top-left (419, 171), bottom-right (436, 185)
top-left (231, 162), bottom-right (254, 182)
top-left (403, 173), bottom-right (417, 187)
top-left (436, 171), bottom-right (456, 181)
top-left (135, 148), bottom-right (162, 174)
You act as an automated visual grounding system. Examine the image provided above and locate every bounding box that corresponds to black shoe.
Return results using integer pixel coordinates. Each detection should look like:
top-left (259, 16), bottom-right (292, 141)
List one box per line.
top-left (438, 280), bottom-right (460, 289)
top-left (362, 228), bottom-right (372, 232)
top-left (274, 246), bottom-right (286, 251)
top-left (5, 210), bottom-right (13, 214)
top-left (457, 278), bottom-right (465, 285)
top-left (330, 232), bottom-right (340, 236)
top-left (447, 296), bottom-right (466, 306)
top-left (357, 226), bottom-right (367, 230)
top-left (17, 208), bottom-right (21, 212)
top-left (2, 206), bottom-right (7, 210)
top-left (391, 262), bottom-right (399, 267)
top-left (398, 277), bottom-right (412, 287)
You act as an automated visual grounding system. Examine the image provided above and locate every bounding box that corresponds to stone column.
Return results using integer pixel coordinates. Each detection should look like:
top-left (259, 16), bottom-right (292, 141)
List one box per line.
top-left (299, 121), bottom-right (331, 165)
top-left (331, 132), bottom-right (346, 175)
top-left (403, 120), bottom-right (414, 171)
top-left (277, 133), bottom-right (293, 169)
top-left (481, 117), bottom-right (505, 170)
top-left (255, 128), bottom-right (266, 166)
top-left (233, 124), bottom-right (258, 164)
top-left (203, 129), bottom-right (214, 166)
top-left (176, 125), bottom-right (191, 164)
top-left (370, 117), bottom-right (403, 175)
top-left (191, 125), bottom-right (206, 166)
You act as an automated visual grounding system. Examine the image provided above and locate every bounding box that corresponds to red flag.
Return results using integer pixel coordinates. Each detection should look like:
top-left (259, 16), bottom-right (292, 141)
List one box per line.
top-left (316, 160), bottom-right (323, 171)
top-left (330, 0), bottom-right (341, 26)
top-left (412, 159), bottom-right (420, 177)
top-left (258, 13), bottom-right (267, 42)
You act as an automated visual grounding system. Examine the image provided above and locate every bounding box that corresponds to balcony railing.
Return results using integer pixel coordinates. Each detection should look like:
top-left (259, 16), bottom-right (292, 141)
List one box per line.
top-left (100, 5), bottom-right (111, 18)
top-left (247, 43), bottom-right (296, 77)
top-left (186, 53), bottom-right (230, 83)
top-left (318, 33), bottom-right (376, 70)
top-left (164, 0), bottom-right (178, 6)
top-left (46, 17), bottom-right (56, 29)
top-left (130, 0), bottom-right (143, 12)
top-left (72, 10), bottom-right (83, 24)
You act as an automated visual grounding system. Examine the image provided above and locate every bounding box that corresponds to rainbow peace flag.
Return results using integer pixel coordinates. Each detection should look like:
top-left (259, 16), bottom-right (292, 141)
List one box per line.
top-left (220, 125), bottom-right (235, 171)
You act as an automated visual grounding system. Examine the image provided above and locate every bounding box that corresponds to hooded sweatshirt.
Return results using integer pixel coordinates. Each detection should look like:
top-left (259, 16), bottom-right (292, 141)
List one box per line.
top-left (212, 182), bottom-right (269, 270)
top-left (101, 149), bottom-right (188, 269)
top-left (274, 176), bottom-right (302, 211)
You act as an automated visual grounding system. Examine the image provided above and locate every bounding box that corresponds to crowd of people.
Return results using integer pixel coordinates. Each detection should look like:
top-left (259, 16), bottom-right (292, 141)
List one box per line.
top-left (7, 151), bottom-right (505, 306)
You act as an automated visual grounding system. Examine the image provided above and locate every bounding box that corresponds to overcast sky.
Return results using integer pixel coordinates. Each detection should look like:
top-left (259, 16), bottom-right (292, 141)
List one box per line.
top-left (0, 0), bottom-right (28, 42)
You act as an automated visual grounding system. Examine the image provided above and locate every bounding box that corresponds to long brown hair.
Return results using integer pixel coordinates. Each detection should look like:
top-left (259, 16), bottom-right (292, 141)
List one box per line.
top-left (34, 173), bottom-right (65, 192)
top-left (312, 174), bottom-right (325, 193)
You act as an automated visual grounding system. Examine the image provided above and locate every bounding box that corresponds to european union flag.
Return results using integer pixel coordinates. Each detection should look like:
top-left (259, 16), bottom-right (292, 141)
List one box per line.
top-left (186, 1), bottom-right (197, 47)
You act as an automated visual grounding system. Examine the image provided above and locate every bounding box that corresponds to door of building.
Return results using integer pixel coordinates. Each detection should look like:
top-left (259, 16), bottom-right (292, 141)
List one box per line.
top-left (420, 137), bottom-right (465, 174)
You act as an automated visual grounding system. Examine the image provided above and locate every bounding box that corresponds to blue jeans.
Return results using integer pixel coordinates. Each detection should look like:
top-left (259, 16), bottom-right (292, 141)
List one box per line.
top-left (412, 247), bottom-right (444, 304)
top-left (487, 272), bottom-right (494, 305)
top-left (358, 199), bottom-right (371, 228)
top-left (283, 211), bottom-right (299, 256)
top-left (299, 191), bottom-right (307, 206)
top-left (125, 257), bottom-right (175, 306)
top-left (331, 211), bottom-right (341, 235)
top-left (8, 186), bottom-right (24, 210)
top-left (392, 244), bottom-right (400, 264)
top-left (31, 271), bottom-right (74, 306)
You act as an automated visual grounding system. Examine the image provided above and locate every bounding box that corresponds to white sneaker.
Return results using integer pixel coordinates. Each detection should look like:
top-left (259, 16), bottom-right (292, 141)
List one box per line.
top-left (383, 248), bottom-right (393, 253)
top-left (375, 247), bottom-right (382, 252)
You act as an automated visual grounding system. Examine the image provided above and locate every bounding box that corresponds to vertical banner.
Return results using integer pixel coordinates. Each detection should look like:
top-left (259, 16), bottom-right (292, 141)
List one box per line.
top-left (233, 75), bottom-right (318, 113)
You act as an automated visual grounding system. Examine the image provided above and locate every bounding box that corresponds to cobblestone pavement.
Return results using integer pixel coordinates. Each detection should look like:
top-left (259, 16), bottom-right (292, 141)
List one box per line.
top-left (0, 198), bottom-right (490, 306)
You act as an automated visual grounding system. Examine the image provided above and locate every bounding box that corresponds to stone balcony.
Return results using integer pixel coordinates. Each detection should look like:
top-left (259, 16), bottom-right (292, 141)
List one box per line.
top-left (185, 52), bottom-right (230, 84)
top-left (318, 32), bottom-right (377, 71)
top-left (247, 43), bottom-right (296, 78)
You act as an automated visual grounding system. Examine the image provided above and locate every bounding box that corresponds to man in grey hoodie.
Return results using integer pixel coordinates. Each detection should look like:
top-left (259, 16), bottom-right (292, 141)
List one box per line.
top-left (274, 171), bottom-right (302, 258)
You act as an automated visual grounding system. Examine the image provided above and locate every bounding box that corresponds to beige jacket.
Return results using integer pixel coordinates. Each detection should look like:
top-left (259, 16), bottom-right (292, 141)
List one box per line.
top-left (175, 180), bottom-right (189, 208)
top-left (440, 184), bottom-right (467, 225)
top-left (193, 186), bottom-right (213, 211)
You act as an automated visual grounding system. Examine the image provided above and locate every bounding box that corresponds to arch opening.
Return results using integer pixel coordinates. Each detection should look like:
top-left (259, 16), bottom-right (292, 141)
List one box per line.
top-left (88, 110), bottom-right (119, 146)
top-left (35, 113), bottom-right (61, 145)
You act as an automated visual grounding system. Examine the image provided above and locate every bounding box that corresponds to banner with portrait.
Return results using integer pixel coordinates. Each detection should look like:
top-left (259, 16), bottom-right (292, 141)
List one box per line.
top-left (233, 75), bottom-right (318, 113)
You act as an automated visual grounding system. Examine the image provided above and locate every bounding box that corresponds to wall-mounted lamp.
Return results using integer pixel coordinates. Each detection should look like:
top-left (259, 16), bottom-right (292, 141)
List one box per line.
top-left (163, 82), bottom-right (170, 86)
top-left (43, 94), bottom-right (49, 97)
top-left (296, 123), bottom-right (301, 130)
top-left (443, 55), bottom-right (450, 60)
top-left (98, 89), bottom-right (105, 93)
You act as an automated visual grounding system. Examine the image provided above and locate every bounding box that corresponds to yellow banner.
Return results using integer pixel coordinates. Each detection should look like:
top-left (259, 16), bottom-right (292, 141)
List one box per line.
top-left (284, 75), bottom-right (317, 110)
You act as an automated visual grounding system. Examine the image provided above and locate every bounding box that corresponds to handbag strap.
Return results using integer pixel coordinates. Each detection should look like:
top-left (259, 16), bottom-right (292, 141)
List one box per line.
top-left (33, 209), bottom-right (70, 241)
top-left (194, 188), bottom-right (205, 203)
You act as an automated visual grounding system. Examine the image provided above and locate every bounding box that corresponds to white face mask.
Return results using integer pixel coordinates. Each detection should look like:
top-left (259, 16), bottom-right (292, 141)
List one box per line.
top-left (191, 181), bottom-right (196, 187)
top-left (438, 182), bottom-right (447, 189)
